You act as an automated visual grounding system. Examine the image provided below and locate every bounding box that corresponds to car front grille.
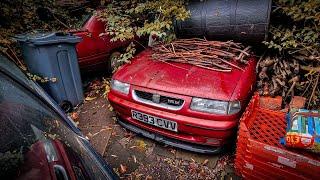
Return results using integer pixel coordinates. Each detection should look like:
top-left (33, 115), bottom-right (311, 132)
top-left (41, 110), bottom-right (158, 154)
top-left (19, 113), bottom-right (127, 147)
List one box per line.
top-left (133, 90), bottom-right (184, 110)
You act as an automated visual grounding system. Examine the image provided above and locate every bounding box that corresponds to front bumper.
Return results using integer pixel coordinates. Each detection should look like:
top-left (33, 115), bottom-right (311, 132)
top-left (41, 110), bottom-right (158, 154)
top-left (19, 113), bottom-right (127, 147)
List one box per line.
top-left (117, 117), bottom-right (222, 153)
top-left (108, 91), bottom-right (238, 152)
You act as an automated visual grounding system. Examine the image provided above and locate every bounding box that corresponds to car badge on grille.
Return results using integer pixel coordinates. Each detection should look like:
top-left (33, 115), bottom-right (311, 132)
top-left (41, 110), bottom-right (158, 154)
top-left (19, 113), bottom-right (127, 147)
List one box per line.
top-left (167, 99), bottom-right (181, 105)
top-left (152, 94), bottom-right (161, 104)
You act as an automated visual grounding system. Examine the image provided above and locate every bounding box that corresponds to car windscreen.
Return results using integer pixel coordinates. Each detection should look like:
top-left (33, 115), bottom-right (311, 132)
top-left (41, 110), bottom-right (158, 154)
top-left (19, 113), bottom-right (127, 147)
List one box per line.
top-left (0, 72), bottom-right (114, 180)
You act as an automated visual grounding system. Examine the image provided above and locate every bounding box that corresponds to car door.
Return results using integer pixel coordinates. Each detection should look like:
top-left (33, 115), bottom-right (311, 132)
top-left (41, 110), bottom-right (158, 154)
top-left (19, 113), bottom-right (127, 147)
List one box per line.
top-left (73, 15), bottom-right (114, 68)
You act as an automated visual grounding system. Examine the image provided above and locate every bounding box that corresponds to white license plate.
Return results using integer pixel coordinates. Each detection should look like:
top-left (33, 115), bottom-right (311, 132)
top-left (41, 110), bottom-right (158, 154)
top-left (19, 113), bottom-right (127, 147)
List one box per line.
top-left (131, 110), bottom-right (178, 132)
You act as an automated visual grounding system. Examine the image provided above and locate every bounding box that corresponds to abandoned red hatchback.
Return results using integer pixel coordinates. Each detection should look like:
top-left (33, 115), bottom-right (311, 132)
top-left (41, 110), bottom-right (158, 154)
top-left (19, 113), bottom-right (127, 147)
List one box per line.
top-left (71, 15), bottom-right (131, 73)
top-left (108, 48), bottom-right (256, 153)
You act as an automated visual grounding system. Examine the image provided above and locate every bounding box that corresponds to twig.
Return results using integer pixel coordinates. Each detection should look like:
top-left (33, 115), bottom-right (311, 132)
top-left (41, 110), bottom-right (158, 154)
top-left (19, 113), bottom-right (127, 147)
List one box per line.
top-left (134, 39), bottom-right (146, 49)
top-left (152, 38), bottom-right (250, 72)
top-left (308, 72), bottom-right (320, 108)
top-left (7, 45), bottom-right (26, 70)
top-left (236, 46), bottom-right (251, 61)
top-left (256, 51), bottom-right (266, 73)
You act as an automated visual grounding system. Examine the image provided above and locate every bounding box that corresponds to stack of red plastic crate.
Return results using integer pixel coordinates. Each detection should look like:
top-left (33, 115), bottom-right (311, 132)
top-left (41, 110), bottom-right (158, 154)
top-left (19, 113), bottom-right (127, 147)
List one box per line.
top-left (235, 94), bottom-right (320, 179)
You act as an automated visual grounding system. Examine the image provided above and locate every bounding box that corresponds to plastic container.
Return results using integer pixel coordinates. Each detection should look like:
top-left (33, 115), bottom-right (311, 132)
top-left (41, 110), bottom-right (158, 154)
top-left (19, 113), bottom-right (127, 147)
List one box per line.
top-left (16, 32), bottom-right (83, 111)
top-left (235, 93), bottom-right (320, 179)
top-left (175, 0), bottom-right (272, 43)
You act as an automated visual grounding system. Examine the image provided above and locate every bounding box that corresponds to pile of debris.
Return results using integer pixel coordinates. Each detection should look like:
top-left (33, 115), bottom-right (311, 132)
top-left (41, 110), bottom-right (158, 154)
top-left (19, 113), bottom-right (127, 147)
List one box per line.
top-left (152, 38), bottom-right (251, 72)
top-left (257, 55), bottom-right (320, 109)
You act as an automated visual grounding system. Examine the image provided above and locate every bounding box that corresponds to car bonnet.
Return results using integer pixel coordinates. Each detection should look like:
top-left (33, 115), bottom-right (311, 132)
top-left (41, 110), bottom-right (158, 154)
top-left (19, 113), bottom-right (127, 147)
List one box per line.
top-left (113, 50), bottom-right (246, 101)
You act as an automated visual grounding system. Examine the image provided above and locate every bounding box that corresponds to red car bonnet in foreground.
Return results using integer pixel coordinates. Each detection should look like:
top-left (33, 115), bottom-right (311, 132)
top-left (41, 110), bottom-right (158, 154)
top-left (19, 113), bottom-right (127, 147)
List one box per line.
top-left (108, 49), bottom-right (256, 153)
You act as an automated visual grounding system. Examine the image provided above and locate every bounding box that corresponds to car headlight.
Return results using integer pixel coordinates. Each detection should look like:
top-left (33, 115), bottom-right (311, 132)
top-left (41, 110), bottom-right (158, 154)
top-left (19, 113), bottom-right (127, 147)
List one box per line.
top-left (228, 101), bottom-right (241, 114)
top-left (190, 97), bottom-right (241, 115)
top-left (111, 79), bottom-right (130, 95)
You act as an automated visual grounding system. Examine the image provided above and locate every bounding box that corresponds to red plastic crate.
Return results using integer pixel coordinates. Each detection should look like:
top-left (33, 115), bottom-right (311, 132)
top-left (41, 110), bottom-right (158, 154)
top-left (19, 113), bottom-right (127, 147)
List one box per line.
top-left (235, 93), bottom-right (320, 179)
top-left (241, 158), bottom-right (307, 180)
top-left (244, 151), bottom-right (308, 179)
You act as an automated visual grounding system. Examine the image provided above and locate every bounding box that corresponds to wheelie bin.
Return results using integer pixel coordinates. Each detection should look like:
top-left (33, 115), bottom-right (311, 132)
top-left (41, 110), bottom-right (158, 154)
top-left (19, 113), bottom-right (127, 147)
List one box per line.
top-left (16, 32), bottom-right (83, 112)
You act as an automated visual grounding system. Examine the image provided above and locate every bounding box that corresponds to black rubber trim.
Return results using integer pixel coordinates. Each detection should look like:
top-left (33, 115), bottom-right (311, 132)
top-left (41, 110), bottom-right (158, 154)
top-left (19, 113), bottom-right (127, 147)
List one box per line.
top-left (117, 117), bottom-right (222, 154)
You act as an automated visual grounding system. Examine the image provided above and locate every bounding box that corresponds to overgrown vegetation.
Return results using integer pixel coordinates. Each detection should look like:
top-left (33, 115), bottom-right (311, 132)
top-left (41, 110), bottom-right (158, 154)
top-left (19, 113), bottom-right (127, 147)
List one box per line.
top-left (0, 0), bottom-right (88, 69)
top-left (96, 0), bottom-right (190, 65)
top-left (265, 0), bottom-right (319, 58)
top-left (257, 0), bottom-right (320, 109)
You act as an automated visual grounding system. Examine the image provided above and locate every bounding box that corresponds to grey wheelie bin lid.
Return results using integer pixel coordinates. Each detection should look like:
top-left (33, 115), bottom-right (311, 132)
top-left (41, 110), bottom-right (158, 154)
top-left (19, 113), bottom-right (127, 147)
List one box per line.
top-left (15, 31), bottom-right (81, 45)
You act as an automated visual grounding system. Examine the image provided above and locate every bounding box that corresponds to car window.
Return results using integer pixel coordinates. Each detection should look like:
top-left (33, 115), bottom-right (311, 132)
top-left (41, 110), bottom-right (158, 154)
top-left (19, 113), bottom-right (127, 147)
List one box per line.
top-left (75, 12), bottom-right (93, 29)
top-left (0, 72), bottom-right (113, 180)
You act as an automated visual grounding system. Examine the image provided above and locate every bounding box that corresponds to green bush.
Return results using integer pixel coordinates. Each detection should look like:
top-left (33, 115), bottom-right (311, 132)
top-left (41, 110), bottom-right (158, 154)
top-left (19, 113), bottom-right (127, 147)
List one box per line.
top-left (265, 0), bottom-right (319, 60)
top-left (96, 0), bottom-right (190, 65)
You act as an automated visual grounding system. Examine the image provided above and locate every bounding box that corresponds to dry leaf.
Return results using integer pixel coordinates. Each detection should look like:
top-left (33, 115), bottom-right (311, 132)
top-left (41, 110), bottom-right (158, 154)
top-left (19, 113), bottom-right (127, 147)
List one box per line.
top-left (169, 148), bottom-right (176, 154)
top-left (87, 132), bottom-right (93, 137)
top-left (119, 164), bottom-right (127, 174)
top-left (51, 77), bottom-right (57, 82)
top-left (199, 169), bottom-right (206, 178)
top-left (146, 175), bottom-right (153, 180)
top-left (108, 104), bottom-right (114, 111)
top-left (136, 140), bottom-right (147, 151)
top-left (113, 168), bottom-right (120, 176)
top-left (105, 127), bottom-right (113, 130)
top-left (202, 159), bottom-right (209, 165)
top-left (70, 112), bottom-right (79, 121)
top-left (132, 155), bottom-right (137, 163)
top-left (85, 96), bottom-right (97, 101)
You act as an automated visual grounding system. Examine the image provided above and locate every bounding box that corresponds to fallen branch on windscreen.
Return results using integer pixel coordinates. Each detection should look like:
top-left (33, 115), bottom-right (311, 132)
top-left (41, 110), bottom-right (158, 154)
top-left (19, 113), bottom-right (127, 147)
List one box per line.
top-left (152, 38), bottom-right (251, 72)
top-left (257, 55), bottom-right (320, 109)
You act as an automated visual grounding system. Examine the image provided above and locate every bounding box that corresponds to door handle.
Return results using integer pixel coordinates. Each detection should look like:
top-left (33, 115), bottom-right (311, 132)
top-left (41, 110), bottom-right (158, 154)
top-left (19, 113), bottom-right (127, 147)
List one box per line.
top-left (54, 165), bottom-right (69, 180)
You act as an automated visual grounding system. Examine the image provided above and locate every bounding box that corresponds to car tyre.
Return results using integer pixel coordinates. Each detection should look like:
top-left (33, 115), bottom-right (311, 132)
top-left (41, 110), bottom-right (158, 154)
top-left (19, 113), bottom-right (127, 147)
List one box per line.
top-left (107, 51), bottom-right (121, 75)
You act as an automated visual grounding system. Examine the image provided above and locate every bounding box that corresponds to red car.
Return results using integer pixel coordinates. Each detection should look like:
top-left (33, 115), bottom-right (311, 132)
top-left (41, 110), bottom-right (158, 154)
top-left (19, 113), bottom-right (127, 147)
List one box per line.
top-left (71, 15), bottom-right (131, 73)
top-left (108, 49), bottom-right (257, 153)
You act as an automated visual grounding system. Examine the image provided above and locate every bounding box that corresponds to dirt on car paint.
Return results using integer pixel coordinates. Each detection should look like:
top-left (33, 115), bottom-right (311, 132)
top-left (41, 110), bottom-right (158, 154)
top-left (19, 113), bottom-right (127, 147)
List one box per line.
top-left (74, 78), bottom-right (239, 179)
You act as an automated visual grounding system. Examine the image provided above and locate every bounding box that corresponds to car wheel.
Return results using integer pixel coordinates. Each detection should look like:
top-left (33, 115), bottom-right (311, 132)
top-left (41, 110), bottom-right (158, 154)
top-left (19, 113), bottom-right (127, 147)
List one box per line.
top-left (60, 100), bottom-right (73, 113)
top-left (107, 51), bottom-right (121, 74)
